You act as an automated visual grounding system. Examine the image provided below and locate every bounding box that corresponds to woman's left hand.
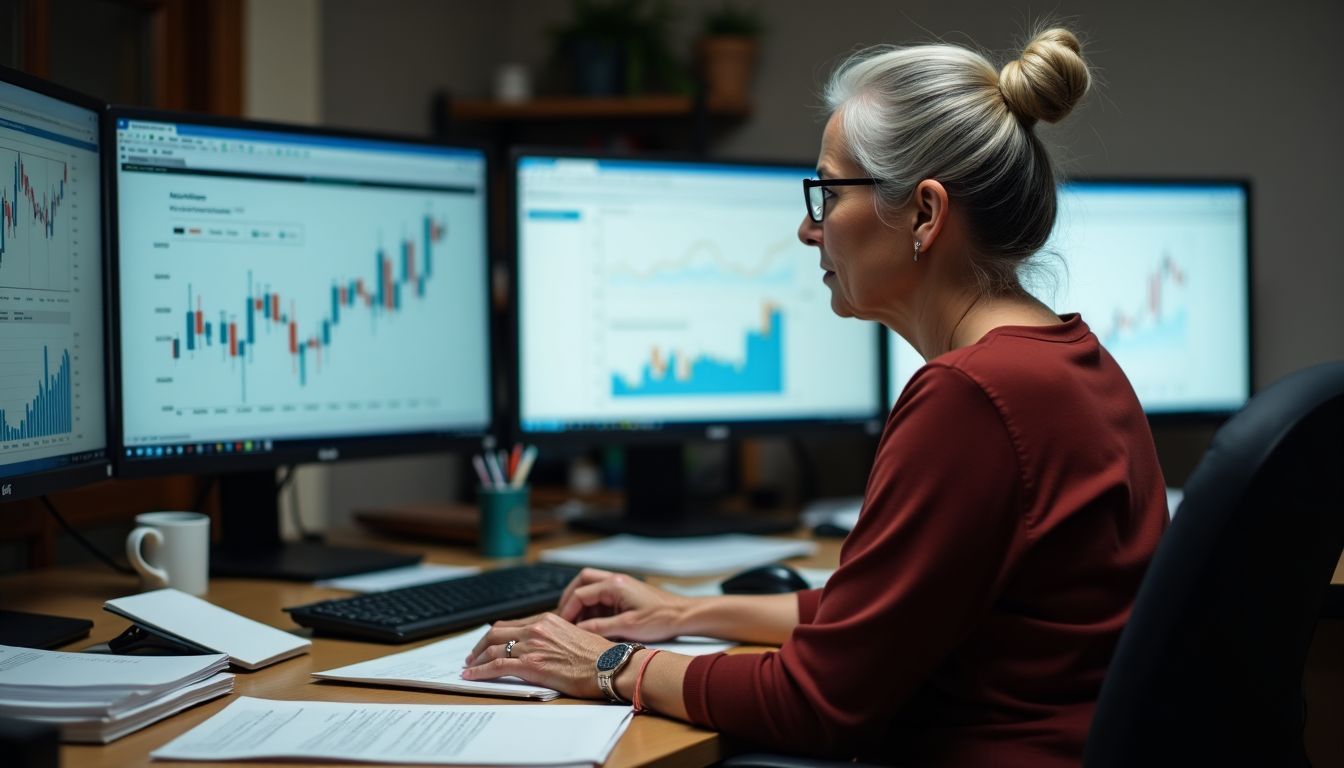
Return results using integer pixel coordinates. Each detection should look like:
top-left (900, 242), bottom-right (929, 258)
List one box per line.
top-left (461, 612), bottom-right (612, 699)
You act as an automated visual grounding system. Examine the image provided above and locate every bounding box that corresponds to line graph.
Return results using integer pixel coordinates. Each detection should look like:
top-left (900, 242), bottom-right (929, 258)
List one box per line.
top-left (1095, 252), bottom-right (1188, 350)
top-left (0, 147), bottom-right (71, 291)
top-left (606, 238), bottom-right (796, 287)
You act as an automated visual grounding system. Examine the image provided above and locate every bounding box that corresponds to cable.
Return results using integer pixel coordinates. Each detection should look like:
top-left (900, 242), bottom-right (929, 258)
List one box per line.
top-left (40, 496), bottom-right (136, 576)
top-left (190, 474), bottom-right (218, 514)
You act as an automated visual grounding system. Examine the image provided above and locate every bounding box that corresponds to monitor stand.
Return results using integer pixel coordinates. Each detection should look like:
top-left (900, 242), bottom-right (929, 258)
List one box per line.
top-left (210, 469), bottom-right (420, 581)
top-left (568, 443), bottom-right (797, 538)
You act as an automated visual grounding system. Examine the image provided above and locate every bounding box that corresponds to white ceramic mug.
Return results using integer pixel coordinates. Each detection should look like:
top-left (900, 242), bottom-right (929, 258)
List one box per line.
top-left (125, 511), bottom-right (210, 595)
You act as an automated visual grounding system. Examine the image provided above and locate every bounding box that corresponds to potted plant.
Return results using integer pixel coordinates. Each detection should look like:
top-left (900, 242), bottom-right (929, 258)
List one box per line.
top-left (699, 2), bottom-right (763, 109)
top-left (548, 0), bottom-right (689, 97)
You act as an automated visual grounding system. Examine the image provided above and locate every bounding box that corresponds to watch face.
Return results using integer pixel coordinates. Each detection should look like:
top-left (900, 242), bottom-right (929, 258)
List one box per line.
top-left (597, 643), bottom-right (631, 672)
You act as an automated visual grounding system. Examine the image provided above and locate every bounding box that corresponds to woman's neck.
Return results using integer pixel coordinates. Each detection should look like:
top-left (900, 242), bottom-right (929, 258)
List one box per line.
top-left (905, 287), bottom-right (1059, 362)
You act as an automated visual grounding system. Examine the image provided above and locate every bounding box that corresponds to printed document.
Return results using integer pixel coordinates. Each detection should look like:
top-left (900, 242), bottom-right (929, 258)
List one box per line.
top-left (0, 644), bottom-right (232, 743)
top-left (151, 696), bottom-right (632, 765)
top-left (313, 625), bottom-right (560, 700)
top-left (539, 534), bottom-right (817, 577)
top-left (315, 563), bottom-right (481, 593)
top-left (314, 625), bottom-right (737, 701)
top-left (0, 644), bottom-right (227, 695)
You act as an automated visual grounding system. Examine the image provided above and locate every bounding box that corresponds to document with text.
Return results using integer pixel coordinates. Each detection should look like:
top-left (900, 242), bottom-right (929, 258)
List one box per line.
top-left (313, 625), bottom-right (561, 700)
top-left (313, 625), bottom-right (738, 701)
top-left (151, 696), bottom-right (633, 765)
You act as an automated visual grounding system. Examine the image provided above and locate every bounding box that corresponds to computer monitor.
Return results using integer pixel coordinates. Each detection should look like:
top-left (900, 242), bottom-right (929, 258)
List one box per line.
top-left (0, 66), bottom-right (109, 502)
top-left (886, 179), bottom-right (1252, 418)
top-left (513, 151), bottom-right (884, 535)
top-left (108, 108), bottom-right (493, 578)
top-left (0, 65), bottom-right (109, 648)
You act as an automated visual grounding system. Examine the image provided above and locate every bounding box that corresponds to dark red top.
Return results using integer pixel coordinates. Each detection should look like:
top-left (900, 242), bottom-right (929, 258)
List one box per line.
top-left (683, 315), bottom-right (1167, 767)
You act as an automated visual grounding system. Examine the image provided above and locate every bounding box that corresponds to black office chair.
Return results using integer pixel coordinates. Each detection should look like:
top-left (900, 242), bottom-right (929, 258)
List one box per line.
top-left (1084, 360), bottom-right (1344, 767)
top-left (723, 362), bottom-right (1344, 768)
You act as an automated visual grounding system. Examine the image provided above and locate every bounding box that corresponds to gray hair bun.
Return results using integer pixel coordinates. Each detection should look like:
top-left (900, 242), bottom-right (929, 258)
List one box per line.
top-left (998, 28), bottom-right (1091, 125)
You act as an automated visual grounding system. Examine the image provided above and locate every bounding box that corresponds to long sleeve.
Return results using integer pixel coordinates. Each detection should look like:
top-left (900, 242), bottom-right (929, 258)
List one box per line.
top-left (683, 364), bottom-right (1026, 757)
top-left (796, 589), bottom-right (821, 624)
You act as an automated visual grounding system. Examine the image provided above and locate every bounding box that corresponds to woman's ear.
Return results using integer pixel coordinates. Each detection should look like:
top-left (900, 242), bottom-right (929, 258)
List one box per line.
top-left (910, 179), bottom-right (949, 254)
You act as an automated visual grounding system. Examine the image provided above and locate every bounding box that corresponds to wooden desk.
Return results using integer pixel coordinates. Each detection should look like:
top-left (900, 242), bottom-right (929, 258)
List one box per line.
top-left (0, 531), bottom-right (843, 768)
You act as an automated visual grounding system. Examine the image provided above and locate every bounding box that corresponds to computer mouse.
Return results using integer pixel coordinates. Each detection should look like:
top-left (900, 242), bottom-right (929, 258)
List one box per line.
top-left (720, 563), bottom-right (811, 595)
top-left (811, 522), bottom-right (851, 539)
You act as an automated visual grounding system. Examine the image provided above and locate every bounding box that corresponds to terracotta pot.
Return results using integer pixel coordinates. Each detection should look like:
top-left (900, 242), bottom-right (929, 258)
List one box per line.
top-left (700, 35), bottom-right (757, 109)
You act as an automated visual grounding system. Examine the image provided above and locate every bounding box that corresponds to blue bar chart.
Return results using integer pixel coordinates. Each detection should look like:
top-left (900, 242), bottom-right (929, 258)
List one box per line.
top-left (612, 307), bottom-right (784, 397)
top-left (0, 345), bottom-right (72, 441)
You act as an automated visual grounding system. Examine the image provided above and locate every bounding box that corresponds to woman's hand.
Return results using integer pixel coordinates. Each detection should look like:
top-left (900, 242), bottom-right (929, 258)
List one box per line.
top-left (460, 613), bottom-right (611, 699)
top-left (555, 567), bottom-right (693, 642)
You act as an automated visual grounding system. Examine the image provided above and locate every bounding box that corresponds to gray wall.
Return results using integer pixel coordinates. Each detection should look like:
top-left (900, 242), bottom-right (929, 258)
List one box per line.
top-left (321, 0), bottom-right (502, 134)
top-left (316, 0), bottom-right (1343, 490)
top-left (321, 0), bottom-right (1344, 390)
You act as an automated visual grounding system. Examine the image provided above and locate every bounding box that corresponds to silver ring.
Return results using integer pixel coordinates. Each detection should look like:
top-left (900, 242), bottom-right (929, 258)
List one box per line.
top-left (504, 639), bottom-right (517, 659)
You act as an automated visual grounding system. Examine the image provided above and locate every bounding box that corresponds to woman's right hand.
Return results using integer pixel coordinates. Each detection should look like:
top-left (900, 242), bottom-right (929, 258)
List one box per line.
top-left (555, 567), bottom-right (693, 642)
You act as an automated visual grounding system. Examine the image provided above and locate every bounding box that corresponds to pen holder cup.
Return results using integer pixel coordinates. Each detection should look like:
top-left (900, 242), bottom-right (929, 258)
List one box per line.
top-left (478, 485), bottom-right (530, 558)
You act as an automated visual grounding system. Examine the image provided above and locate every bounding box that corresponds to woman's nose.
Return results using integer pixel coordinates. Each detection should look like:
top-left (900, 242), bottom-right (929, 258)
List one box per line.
top-left (798, 214), bottom-right (822, 247)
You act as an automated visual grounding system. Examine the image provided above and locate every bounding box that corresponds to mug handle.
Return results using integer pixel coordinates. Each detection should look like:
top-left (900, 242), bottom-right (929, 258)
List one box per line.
top-left (125, 527), bottom-right (169, 588)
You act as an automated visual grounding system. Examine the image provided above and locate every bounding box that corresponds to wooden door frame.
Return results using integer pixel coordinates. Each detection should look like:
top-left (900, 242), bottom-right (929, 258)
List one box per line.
top-left (19, 0), bottom-right (242, 115)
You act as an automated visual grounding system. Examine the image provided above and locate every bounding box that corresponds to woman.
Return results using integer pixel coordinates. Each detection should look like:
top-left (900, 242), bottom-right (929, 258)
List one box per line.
top-left (463, 28), bottom-right (1167, 767)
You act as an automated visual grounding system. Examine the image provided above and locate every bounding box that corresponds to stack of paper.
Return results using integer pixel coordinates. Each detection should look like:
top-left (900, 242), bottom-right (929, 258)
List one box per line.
top-left (0, 644), bottom-right (233, 743)
top-left (153, 696), bottom-right (632, 766)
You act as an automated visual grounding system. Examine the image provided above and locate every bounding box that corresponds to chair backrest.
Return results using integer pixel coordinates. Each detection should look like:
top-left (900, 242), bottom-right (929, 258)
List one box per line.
top-left (1084, 362), bottom-right (1344, 768)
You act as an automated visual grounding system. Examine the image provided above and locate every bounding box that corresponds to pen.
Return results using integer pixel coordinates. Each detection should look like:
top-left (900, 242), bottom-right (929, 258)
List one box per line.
top-left (471, 454), bottom-right (492, 488)
top-left (483, 451), bottom-right (506, 488)
top-left (511, 445), bottom-right (538, 488)
top-left (508, 443), bottom-right (522, 478)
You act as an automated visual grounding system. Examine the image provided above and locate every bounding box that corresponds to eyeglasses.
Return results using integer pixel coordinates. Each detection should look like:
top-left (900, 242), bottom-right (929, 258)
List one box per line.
top-left (803, 177), bottom-right (882, 223)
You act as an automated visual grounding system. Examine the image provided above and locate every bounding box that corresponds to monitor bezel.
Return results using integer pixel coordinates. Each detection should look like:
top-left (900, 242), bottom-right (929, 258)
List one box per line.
top-left (885, 175), bottom-right (1255, 423)
top-left (104, 106), bottom-right (497, 477)
top-left (0, 64), bottom-right (113, 502)
top-left (508, 146), bottom-right (887, 446)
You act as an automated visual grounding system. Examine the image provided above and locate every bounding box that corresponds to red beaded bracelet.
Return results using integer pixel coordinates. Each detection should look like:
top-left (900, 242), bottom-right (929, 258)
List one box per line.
top-left (631, 649), bottom-right (664, 714)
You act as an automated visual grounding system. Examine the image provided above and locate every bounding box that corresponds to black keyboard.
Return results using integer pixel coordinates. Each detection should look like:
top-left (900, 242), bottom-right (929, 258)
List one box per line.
top-left (285, 563), bottom-right (582, 643)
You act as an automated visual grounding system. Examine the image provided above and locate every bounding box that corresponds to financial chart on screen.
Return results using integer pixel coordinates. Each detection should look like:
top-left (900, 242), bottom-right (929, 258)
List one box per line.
top-left (887, 181), bottom-right (1250, 415)
top-left (115, 119), bottom-right (490, 456)
top-left (517, 156), bottom-right (880, 432)
top-left (0, 78), bottom-right (106, 479)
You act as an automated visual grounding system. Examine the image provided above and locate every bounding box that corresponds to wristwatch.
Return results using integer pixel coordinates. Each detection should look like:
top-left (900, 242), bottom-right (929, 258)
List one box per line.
top-left (595, 642), bottom-right (645, 703)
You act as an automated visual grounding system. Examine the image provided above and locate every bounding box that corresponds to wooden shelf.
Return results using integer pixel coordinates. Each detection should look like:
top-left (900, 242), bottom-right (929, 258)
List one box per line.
top-left (449, 95), bottom-right (749, 121)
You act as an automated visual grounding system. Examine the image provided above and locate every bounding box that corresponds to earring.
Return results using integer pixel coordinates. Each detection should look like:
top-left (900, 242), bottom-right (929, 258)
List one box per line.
top-left (913, 240), bottom-right (921, 262)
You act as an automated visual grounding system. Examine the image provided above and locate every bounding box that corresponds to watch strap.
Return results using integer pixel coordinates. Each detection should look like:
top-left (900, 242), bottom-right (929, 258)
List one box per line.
top-left (596, 642), bottom-right (645, 703)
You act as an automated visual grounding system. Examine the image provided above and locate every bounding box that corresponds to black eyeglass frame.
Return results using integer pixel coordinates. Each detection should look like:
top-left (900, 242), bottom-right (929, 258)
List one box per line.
top-left (803, 177), bottom-right (882, 222)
